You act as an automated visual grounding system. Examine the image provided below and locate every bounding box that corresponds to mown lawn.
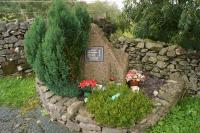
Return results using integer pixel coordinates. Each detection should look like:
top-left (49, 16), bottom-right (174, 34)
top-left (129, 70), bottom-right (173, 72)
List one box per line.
top-left (0, 76), bottom-right (37, 108)
top-left (148, 96), bottom-right (200, 133)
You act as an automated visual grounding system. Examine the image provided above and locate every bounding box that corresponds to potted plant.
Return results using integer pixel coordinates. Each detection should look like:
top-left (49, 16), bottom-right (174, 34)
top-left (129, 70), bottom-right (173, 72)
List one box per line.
top-left (79, 80), bottom-right (97, 98)
top-left (125, 69), bottom-right (145, 88)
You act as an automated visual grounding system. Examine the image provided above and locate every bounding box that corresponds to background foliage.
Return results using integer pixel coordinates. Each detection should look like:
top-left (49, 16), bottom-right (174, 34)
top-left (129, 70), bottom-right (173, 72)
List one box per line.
top-left (86, 84), bottom-right (152, 128)
top-left (24, 0), bottom-right (91, 96)
top-left (123, 0), bottom-right (200, 50)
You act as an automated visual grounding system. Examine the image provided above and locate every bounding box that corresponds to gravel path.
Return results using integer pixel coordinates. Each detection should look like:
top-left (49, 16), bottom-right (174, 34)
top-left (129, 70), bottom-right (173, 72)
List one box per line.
top-left (0, 106), bottom-right (73, 133)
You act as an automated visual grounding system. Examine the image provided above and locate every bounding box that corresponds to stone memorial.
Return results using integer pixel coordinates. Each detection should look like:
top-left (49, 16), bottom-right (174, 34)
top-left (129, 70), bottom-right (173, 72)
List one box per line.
top-left (81, 24), bottom-right (128, 83)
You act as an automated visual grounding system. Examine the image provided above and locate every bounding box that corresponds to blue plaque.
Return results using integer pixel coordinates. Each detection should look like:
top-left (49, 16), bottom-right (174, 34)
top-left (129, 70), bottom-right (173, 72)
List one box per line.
top-left (86, 47), bottom-right (104, 62)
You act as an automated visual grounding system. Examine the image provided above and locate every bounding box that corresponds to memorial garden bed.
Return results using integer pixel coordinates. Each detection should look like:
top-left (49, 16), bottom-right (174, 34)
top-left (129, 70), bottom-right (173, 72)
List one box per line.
top-left (36, 75), bottom-right (184, 133)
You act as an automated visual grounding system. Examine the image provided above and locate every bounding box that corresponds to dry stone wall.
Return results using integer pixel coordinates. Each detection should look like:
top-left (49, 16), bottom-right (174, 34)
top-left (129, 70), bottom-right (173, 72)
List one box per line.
top-left (114, 38), bottom-right (200, 95)
top-left (0, 20), bottom-right (33, 76)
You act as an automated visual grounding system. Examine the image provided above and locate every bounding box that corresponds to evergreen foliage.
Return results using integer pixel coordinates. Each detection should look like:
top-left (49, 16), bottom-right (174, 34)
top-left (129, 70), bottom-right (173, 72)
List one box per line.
top-left (24, 0), bottom-right (91, 96)
top-left (123, 0), bottom-right (200, 50)
top-left (24, 17), bottom-right (46, 68)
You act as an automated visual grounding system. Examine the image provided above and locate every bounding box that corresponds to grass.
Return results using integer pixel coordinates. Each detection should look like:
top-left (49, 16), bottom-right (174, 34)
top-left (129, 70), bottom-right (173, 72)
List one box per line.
top-left (148, 96), bottom-right (200, 133)
top-left (0, 76), bottom-right (37, 108)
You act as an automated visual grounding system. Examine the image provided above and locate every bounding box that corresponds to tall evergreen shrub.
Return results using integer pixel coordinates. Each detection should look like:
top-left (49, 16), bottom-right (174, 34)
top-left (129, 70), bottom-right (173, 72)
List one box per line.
top-left (24, 0), bottom-right (91, 96)
top-left (24, 17), bottom-right (46, 68)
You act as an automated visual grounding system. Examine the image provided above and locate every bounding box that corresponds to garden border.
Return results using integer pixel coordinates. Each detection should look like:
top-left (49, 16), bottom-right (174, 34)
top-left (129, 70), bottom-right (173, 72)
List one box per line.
top-left (36, 78), bottom-right (185, 133)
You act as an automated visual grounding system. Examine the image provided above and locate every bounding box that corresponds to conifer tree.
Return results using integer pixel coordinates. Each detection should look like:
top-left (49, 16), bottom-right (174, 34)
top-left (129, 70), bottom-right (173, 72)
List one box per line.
top-left (24, 0), bottom-right (91, 96)
top-left (24, 17), bottom-right (46, 68)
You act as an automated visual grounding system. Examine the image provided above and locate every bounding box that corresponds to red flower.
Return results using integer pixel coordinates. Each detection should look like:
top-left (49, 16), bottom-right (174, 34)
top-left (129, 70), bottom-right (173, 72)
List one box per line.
top-left (79, 80), bottom-right (97, 89)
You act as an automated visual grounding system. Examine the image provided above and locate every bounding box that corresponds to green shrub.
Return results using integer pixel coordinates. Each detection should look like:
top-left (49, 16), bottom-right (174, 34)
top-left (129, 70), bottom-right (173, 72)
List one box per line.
top-left (123, 0), bottom-right (200, 50)
top-left (24, 0), bottom-right (91, 97)
top-left (86, 84), bottom-right (152, 128)
top-left (149, 97), bottom-right (200, 133)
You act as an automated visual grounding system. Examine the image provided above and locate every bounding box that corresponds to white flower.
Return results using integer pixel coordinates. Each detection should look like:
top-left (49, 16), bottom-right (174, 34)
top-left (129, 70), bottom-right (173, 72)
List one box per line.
top-left (131, 86), bottom-right (140, 92)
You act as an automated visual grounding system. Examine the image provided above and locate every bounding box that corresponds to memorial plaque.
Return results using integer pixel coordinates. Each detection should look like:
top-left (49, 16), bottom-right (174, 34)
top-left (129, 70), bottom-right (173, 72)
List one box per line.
top-left (85, 47), bottom-right (104, 62)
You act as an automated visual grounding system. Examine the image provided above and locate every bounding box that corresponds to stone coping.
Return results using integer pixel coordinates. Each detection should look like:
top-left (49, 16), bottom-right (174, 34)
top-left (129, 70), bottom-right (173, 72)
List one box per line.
top-left (36, 78), bottom-right (185, 133)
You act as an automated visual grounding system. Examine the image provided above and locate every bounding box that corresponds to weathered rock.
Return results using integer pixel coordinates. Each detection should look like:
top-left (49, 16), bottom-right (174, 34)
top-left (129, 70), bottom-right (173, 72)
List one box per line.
top-left (66, 120), bottom-right (80, 132)
top-left (4, 36), bottom-right (18, 44)
top-left (136, 42), bottom-right (145, 48)
top-left (156, 61), bottom-right (168, 69)
top-left (0, 49), bottom-right (13, 55)
top-left (175, 47), bottom-right (186, 55)
top-left (76, 114), bottom-right (94, 123)
top-left (148, 56), bottom-right (157, 63)
top-left (20, 22), bottom-right (29, 30)
top-left (159, 48), bottom-right (168, 55)
top-left (67, 101), bottom-right (84, 117)
top-left (44, 91), bottom-right (54, 99)
top-left (0, 57), bottom-right (5, 63)
top-left (82, 130), bottom-right (101, 133)
top-left (15, 40), bottom-right (23, 47)
top-left (6, 22), bottom-right (18, 31)
top-left (61, 113), bottom-right (69, 122)
top-left (102, 127), bottom-right (127, 133)
top-left (157, 56), bottom-right (169, 61)
top-left (2, 32), bottom-right (10, 37)
top-left (142, 56), bottom-right (149, 63)
top-left (179, 60), bottom-right (188, 66)
top-left (0, 21), bottom-right (6, 32)
top-left (64, 97), bottom-right (78, 107)
top-left (167, 50), bottom-right (176, 57)
top-left (146, 52), bottom-right (157, 57)
top-left (79, 122), bottom-right (101, 131)
top-left (145, 42), bottom-right (163, 51)
top-left (49, 95), bottom-right (62, 104)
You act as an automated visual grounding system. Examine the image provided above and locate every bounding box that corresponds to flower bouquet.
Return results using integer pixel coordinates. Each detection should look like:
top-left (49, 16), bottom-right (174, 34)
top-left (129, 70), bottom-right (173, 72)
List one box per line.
top-left (79, 80), bottom-right (97, 98)
top-left (125, 69), bottom-right (145, 91)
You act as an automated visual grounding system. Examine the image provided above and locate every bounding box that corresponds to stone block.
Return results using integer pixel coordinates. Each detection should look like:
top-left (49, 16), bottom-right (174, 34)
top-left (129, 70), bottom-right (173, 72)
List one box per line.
top-left (79, 122), bottom-right (101, 131)
top-left (0, 40), bottom-right (5, 45)
top-left (4, 36), bottom-right (18, 44)
top-left (0, 21), bottom-right (6, 32)
top-left (66, 120), bottom-right (80, 132)
top-left (64, 97), bottom-right (78, 107)
top-left (49, 95), bottom-right (62, 104)
top-left (6, 22), bottom-right (19, 31)
top-left (145, 42), bottom-right (163, 51)
top-left (136, 42), bottom-right (145, 48)
top-left (67, 101), bottom-right (84, 117)
top-left (20, 22), bottom-right (29, 30)
top-left (156, 61), bottom-right (168, 69)
top-left (76, 114), bottom-right (94, 123)
top-left (44, 91), bottom-right (54, 99)
top-left (0, 57), bottom-right (5, 63)
top-left (102, 127), bottom-right (127, 133)
top-left (159, 48), bottom-right (168, 55)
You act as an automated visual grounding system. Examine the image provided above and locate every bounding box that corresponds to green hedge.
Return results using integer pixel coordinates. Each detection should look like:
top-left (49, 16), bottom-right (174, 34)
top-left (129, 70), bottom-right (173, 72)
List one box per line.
top-left (86, 84), bottom-right (152, 128)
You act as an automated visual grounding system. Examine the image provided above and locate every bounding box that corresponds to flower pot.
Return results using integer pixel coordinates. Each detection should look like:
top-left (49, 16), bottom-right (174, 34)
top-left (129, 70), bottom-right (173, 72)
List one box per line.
top-left (128, 80), bottom-right (139, 86)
